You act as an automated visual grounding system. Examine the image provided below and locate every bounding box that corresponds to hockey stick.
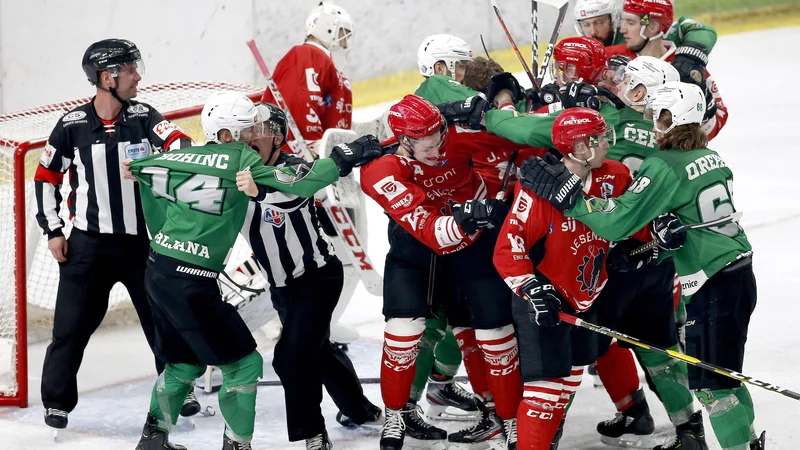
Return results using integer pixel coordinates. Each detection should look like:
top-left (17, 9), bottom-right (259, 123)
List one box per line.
top-left (532, 0), bottom-right (539, 79)
top-left (200, 376), bottom-right (470, 391)
top-left (535, 0), bottom-right (570, 88)
top-left (247, 39), bottom-right (383, 296)
top-left (496, 150), bottom-right (519, 201)
top-left (559, 312), bottom-right (800, 401)
top-left (630, 211), bottom-right (744, 256)
top-left (489, 0), bottom-right (540, 92)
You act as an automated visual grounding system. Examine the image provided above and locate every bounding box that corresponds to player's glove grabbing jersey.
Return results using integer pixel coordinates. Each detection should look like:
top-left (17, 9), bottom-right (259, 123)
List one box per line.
top-left (130, 142), bottom-right (339, 271)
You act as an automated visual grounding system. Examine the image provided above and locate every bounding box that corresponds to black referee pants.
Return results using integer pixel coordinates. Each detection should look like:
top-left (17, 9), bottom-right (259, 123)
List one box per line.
top-left (41, 229), bottom-right (163, 412)
top-left (270, 257), bottom-right (372, 441)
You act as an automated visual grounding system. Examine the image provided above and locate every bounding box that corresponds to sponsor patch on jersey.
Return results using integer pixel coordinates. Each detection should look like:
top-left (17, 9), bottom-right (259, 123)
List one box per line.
top-left (305, 67), bottom-right (321, 93)
top-left (39, 143), bottom-right (56, 167)
top-left (127, 104), bottom-right (149, 114)
top-left (513, 190), bottom-right (533, 222)
top-left (576, 246), bottom-right (605, 297)
top-left (153, 120), bottom-right (180, 140)
top-left (373, 175), bottom-right (407, 201)
top-left (62, 111), bottom-right (87, 122)
top-left (263, 208), bottom-right (286, 227)
top-left (600, 181), bottom-right (614, 199)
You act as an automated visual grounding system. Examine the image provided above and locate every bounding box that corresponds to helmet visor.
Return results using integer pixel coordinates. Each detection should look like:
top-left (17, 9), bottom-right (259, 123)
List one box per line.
top-left (240, 121), bottom-right (282, 143)
top-left (550, 61), bottom-right (581, 86)
top-left (107, 58), bottom-right (145, 78)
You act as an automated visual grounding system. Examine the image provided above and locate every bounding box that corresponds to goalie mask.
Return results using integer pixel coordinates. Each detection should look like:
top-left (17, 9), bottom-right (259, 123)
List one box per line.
top-left (305, 1), bottom-right (354, 51)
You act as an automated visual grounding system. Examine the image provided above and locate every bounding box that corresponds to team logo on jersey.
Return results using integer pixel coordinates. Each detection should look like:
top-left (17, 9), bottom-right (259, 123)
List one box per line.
top-left (263, 208), bottom-right (286, 227)
top-left (576, 246), bottom-right (605, 297)
top-left (62, 111), bottom-right (87, 122)
top-left (127, 104), bottom-right (149, 114)
top-left (434, 159), bottom-right (449, 168)
top-left (274, 164), bottom-right (312, 186)
top-left (600, 181), bottom-right (614, 199)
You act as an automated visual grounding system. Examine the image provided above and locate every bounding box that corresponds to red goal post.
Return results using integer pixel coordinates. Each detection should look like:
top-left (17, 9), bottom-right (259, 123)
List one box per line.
top-left (0, 81), bottom-right (263, 407)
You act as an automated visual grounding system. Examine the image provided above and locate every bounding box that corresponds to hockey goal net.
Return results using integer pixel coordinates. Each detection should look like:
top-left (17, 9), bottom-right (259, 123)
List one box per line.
top-left (0, 81), bottom-right (263, 406)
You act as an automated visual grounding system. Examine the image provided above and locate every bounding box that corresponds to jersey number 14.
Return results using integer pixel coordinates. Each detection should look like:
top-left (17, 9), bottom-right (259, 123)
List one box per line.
top-left (141, 166), bottom-right (225, 215)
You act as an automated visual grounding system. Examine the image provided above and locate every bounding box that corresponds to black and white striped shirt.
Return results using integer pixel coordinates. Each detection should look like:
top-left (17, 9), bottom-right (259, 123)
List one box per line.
top-left (241, 153), bottom-right (333, 287)
top-left (34, 99), bottom-right (189, 238)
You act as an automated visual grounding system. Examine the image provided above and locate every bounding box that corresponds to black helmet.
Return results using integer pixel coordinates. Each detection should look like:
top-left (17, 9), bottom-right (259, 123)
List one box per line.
top-left (255, 102), bottom-right (288, 148)
top-left (82, 39), bottom-right (143, 86)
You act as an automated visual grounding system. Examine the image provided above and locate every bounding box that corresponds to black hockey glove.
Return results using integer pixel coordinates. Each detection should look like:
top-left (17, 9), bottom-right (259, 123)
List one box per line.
top-left (451, 198), bottom-right (509, 235)
top-left (519, 276), bottom-right (562, 327)
top-left (607, 239), bottom-right (658, 273)
top-left (562, 81), bottom-right (601, 111)
top-left (525, 84), bottom-right (562, 111)
top-left (437, 95), bottom-right (487, 129)
top-left (486, 72), bottom-right (525, 106)
top-left (650, 212), bottom-right (687, 251)
top-left (519, 153), bottom-right (582, 211)
top-left (672, 42), bottom-right (709, 87)
top-left (330, 134), bottom-right (383, 177)
top-left (703, 88), bottom-right (717, 122)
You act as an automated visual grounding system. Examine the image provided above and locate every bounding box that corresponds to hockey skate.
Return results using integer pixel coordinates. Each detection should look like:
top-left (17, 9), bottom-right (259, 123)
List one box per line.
top-left (180, 390), bottom-right (201, 417)
top-left (306, 430), bottom-right (333, 450)
top-left (380, 403), bottom-right (447, 450)
top-left (44, 408), bottom-right (68, 429)
top-left (654, 411), bottom-right (709, 450)
top-left (504, 417), bottom-right (518, 450)
top-left (135, 413), bottom-right (186, 450)
top-left (425, 375), bottom-right (480, 421)
top-left (550, 417), bottom-right (565, 450)
top-left (587, 363), bottom-right (603, 388)
top-left (597, 388), bottom-right (659, 448)
top-left (336, 402), bottom-right (382, 428)
top-left (223, 430), bottom-right (254, 450)
top-left (751, 431), bottom-right (766, 449)
top-left (447, 402), bottom-right (505, 447)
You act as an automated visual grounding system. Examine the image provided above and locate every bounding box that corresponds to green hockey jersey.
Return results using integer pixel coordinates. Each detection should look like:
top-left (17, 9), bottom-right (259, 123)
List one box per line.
top-left (610, 16), bottom-right (718, 52)
top-left (415, 74), bottom-right (480, 104)
top-left (130, 142), bottom-right (339, 271)
top-left (485, 103), bottom-right (657, 175)
top-left (564, 148), bottom-right (751, 299)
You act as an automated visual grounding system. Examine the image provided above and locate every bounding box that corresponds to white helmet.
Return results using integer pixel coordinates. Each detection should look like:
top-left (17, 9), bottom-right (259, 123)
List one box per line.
top-left (417, 34), bottom-right (473, 78)
top-left (201, 92), bottom-right (258, 143)
top-left (621, 56), bottom-right (680, 107)
top-left (305, 2), bottom-right (353, 51)
top-left (573, 0), bottom-right (620, 42)
top-left (648, 81), bottom-right (706, 134)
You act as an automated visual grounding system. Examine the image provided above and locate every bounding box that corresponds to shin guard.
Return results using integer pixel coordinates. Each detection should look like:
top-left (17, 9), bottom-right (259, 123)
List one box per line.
top-left (381, 318), bottom-right (425, 410)
top-left (596, 342), bottom-right (641, 412)
top-left (476, 325), bottom-right (523, 420)
top-left (453, 327), bottom-right (491, 400)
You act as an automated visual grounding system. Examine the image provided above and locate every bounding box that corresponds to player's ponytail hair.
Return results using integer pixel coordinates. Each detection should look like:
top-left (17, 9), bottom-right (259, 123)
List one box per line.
top-left (657, 111), bottom-right (708, 151)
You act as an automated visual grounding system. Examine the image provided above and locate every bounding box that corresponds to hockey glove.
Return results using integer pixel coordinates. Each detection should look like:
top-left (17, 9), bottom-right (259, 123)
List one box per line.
top-left (330, 134), bottom-right (383, 177)
top-left (437, 95), bottom-right (487, 129)
top-left (607, 239), bottom-right (658, 273)
top-left (451, 198), bottom-right (509, 235)
top-left (703, 88), bottom-right (717, 122)
top-left (526, 84), bottom-right (562, 111)
top-left (672, 42), bottom-right (709, 87)
top-left (562, 81), bottom-right (601, 111)
top-left (486, 72), bottom-right (525, 106)
top-left (519, 153), bottom-right (582, 211)
top-left (519, 276), bottom-right (562, 327)
top-left (650, 212), bottom-right (687, 251)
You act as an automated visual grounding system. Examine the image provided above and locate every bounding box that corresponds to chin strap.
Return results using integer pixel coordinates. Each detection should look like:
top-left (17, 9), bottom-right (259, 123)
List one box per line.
top-left (97, 78), bottom-right (129, 107)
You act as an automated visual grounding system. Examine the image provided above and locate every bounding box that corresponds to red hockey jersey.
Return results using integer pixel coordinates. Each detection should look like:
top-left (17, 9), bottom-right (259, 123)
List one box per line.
top-left (494, 160), bottom-right (642, 312)
top-left (262, 42), bottom-right (352, 149)
top-left (605, 43), bottom-right (727, 140)
top-left (361, 125), bottom-right (523, 255)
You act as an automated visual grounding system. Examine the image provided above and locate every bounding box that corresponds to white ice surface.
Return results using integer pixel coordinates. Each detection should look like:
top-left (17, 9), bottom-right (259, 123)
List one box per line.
top-left (2, 26), bottom-right (800, 449)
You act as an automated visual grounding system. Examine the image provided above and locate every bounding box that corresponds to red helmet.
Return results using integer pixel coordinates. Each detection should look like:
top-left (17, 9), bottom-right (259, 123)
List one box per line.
top-left (552, 108), bottom-right (614, 162)
top-left (622, 0), bottom-right (674, 36)
top-left (388, 94), bottom-right (446, 142)
top-left (551, 36), bottom-right (608, 84)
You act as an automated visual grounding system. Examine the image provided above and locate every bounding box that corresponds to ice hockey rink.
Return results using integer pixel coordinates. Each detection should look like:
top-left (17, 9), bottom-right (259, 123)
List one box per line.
top-left (1, 26), bottom-right (799, 449)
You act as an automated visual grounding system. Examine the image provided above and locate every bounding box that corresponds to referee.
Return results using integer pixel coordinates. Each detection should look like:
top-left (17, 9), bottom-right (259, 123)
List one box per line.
top-left (34, 39), bottom-right (192, 429)
top-left (238, 103), bottom-right (380, 449)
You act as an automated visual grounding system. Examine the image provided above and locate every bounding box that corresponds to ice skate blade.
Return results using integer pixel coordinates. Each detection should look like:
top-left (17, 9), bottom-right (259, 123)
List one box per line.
top-left (426, 404), bottom-right (481, 422)
top-left (404, 437), bottom-right (446, 449)
top-left (600, 433), bottom-right (662, 448)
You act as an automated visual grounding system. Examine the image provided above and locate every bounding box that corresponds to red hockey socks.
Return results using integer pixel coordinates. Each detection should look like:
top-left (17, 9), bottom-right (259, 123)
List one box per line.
top-left (596, 342), bottom-right (640, 412)
top-left (381, 318), bottom-right (425, 410)
top-left (453, 327), bottom-right (491, 400)
top-left (476, 325), bottom-right (523, 420)
top-left (518, 381), bottom-right (568, 450)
